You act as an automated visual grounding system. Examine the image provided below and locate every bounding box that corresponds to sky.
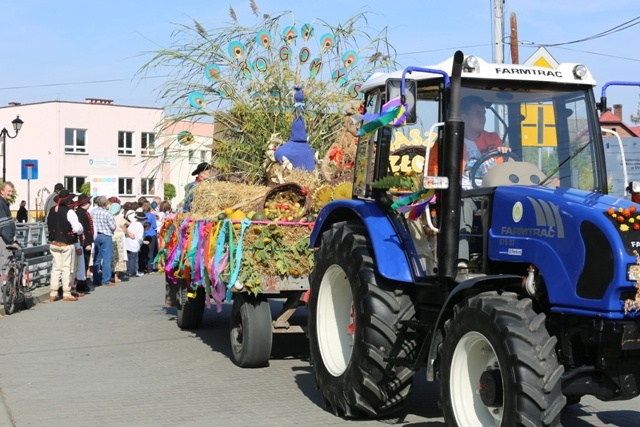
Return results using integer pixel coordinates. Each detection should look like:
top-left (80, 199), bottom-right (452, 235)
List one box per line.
top-left (1, 0), bottom-right (639, 121)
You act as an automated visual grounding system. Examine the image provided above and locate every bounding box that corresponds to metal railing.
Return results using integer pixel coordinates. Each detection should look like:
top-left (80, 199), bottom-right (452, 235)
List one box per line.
top-left (15, 223), bottom-right (52, 288)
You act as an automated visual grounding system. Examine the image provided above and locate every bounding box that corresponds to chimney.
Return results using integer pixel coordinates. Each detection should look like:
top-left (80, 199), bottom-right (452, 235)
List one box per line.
top-left (85, 98), bottom-right (114, 105)
top-left (8, 102), bottom-right (21, 106)
top-left (613, 104), bottom-right (622, 120)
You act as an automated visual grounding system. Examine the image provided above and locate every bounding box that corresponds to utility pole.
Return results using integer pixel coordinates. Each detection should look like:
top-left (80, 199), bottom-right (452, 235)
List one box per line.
top-left (493, 0), bottom-right (505, 64)
top-left (510, 13), bottom-right (519, 64)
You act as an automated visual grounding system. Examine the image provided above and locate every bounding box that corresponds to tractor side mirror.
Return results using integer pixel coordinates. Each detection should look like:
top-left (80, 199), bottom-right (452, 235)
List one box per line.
top-left (385, 78), bottom-right (417, 124)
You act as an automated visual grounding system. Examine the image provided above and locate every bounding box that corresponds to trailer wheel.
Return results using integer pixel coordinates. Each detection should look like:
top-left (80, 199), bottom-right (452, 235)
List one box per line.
top-left (176, 279), bottom-right (205, 330)
top-left (440, 292), bottom-right (565, 427)
top-left (308, 221), bottom-right (417, 418)
top-left (230, 293), bottom-right (273, 368)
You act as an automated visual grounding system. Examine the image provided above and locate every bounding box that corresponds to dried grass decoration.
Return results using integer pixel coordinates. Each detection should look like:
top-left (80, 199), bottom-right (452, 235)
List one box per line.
top-left (190, 181), bottom-right (269, 218)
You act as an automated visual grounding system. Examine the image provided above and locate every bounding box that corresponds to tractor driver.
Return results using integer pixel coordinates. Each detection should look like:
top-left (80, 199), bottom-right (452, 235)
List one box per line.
top-left (427, 95), bottom-right (511, 268)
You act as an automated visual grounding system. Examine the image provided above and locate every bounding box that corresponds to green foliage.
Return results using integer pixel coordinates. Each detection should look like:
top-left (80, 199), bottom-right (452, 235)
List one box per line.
top-left (164, 183), bottom-right (176, 200)
top-left (80, 182), bottom-right (91, 196)
top-left (369, 175), bottom-right (418, 191)
top-left (138, 6), bottom-right (398, 184)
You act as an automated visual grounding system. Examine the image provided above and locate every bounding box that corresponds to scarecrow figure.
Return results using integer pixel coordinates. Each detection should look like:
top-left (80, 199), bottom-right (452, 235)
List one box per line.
top-left (274, 86), bottom-right (315, 171)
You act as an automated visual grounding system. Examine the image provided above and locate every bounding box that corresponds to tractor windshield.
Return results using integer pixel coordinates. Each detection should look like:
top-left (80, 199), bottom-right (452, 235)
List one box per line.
top-left (460, 84), bottom-right (603, 192)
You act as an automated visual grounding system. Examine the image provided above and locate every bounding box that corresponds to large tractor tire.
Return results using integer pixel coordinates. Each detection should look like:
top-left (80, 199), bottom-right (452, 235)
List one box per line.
top-left (176, 280), bottom-right (205, 330)
top-left (230, 292), bottom-right (273, 368)
top-left (308, 221), bottom-right (417, 418)
top-left (439, 291), bottom-right (565, 427)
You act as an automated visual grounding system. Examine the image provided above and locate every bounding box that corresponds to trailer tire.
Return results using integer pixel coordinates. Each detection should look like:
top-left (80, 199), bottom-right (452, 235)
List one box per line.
top-left (230, 293), bottom-right (273, 368)
top-left (440, 291), bottom-right (565, 427)
top-left (308, 221), bottom-right (417, 418)
top-left (176, 280), bottom-right (205, 330)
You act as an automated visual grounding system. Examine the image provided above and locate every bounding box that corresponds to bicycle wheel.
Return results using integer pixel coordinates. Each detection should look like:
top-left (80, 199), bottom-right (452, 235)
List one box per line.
top-left (3, 266), bottom-right (21, 315)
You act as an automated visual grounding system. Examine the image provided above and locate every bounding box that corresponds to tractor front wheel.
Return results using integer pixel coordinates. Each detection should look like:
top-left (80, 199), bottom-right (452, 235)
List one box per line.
top-left (308, 221), bottom-right (416, 418)
top-left (440, 292), bottom-right (566, 426)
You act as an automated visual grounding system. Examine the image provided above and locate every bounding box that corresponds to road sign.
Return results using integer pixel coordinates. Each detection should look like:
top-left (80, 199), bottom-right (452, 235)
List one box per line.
top-left (21, 159), bottom-right (38, 180)
top-left (523, 47), bottom-right (559, 69)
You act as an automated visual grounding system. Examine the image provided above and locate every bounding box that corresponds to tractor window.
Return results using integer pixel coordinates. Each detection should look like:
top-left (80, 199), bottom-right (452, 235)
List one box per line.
top-left (460, 86), bottom-right (601, 191)
top-left (387, 86), bottom-right (440, 176)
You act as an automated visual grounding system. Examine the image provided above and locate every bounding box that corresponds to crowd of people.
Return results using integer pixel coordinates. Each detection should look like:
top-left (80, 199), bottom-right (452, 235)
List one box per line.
top-left (42, 184), bottom-right (172, 302)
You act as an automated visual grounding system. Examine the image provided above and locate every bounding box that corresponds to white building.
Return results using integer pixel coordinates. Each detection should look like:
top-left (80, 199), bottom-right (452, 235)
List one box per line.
top-left (0, 98), bottom-right (214, 219)
top-left (0, 98), bottom-right (163, 219)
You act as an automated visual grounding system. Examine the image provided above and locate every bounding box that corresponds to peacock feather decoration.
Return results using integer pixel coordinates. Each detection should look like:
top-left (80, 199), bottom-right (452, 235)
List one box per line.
top-left (139, 4), bottom-right (398, 185)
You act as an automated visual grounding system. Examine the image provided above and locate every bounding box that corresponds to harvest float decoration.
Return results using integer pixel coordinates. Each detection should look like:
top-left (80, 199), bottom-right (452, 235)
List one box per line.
top-left (143, 1), bottom-right (398, 298)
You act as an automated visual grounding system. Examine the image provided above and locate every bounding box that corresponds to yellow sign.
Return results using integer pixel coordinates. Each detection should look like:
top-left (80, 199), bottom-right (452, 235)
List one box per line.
top-left (521, 104), bottom-right (558, 147)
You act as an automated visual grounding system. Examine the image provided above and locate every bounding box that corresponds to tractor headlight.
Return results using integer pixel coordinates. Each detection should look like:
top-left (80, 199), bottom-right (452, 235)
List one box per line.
top-left (463, 56), bottom-right (479, 72)
top-left (573, 65), bottom-right (587, 79)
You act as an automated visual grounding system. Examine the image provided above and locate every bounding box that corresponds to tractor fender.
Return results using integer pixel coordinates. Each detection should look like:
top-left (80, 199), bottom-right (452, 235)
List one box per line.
top-left (310, 199), bottom-right (413, 283)
top-left (425, 274), bottom-right (523, 382)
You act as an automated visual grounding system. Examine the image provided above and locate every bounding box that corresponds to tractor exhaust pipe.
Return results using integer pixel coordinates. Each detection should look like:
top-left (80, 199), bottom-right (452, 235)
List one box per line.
top-left (438, 51), bottom-right (465, 280)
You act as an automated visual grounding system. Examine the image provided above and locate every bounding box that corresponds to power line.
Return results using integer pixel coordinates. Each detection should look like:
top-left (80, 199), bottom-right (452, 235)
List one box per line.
top-left (0, 75), bottom-right (168, 92)
top-left (541, 15), bottom-right (640, 47)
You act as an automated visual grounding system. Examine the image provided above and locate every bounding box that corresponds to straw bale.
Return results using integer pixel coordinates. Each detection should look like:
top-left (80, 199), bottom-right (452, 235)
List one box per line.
top-left (190, 181), bottom-right (269, 217)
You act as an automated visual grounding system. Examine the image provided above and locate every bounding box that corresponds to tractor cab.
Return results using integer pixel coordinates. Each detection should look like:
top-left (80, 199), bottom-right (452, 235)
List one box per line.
top-left (353, 54), bottom-right (607, 281)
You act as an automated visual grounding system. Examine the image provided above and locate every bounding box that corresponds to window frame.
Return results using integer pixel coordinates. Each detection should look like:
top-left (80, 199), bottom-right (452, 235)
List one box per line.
top-left (64, 128), bottom-right (88, 154)
top-left (140, 178), bottom-right (155, 196)
top-left (63, 176), bottom-right (86, 194)
top-left (141, 132), bottom-right (156, 156)
top-left (118, 131), bottom-right (134, 156)
top-left (118, 177), bottom-right (134, 196)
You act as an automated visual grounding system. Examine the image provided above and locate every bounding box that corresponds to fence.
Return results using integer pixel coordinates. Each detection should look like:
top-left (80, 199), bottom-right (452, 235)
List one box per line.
top-left (15, 223), bottom-right (52, 288)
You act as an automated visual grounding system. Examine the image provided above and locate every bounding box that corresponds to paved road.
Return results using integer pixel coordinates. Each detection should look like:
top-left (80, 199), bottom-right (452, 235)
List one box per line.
top-left (0, 275), bottom-right (638, 426)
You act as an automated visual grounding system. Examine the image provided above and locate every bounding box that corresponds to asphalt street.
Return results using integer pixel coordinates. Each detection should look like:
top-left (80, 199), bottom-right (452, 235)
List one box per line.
top-left (0, 275), bottom-right (638, 426)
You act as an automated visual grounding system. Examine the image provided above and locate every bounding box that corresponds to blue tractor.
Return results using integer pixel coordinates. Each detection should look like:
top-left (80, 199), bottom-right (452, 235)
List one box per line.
top-left (307, 51), bottom-right (640, 426)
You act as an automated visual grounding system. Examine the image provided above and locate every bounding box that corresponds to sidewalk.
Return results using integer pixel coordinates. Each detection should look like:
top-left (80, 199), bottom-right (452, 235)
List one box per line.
top-left (0, 286), bottom-right (50, 317)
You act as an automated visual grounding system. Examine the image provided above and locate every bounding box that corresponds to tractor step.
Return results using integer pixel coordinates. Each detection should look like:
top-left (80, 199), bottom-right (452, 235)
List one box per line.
top-left (399, 319), bottom-right (431, 333)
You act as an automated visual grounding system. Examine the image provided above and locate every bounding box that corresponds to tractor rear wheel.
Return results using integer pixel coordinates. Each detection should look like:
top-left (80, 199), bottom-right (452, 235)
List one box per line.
top-left (440, 292), bottom-right (565, 426)
top-left (308, 221), bottom-right (416, 418)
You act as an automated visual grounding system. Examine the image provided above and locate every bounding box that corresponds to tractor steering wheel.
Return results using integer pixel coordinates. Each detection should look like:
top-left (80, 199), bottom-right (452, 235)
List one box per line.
top-left (469, 149), bottom-right (520, 188)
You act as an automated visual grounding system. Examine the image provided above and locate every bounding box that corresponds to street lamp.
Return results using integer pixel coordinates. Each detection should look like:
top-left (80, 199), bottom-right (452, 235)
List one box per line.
top-left (1, 116), bottom-right (24, 183)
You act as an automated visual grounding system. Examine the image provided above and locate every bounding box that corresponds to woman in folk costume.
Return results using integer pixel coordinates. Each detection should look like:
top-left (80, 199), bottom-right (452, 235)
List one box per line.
top-left (109, 202), bottom-right (128, 283)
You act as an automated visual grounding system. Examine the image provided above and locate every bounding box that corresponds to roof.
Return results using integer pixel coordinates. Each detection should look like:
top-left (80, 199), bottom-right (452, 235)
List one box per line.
top-left (361, 55), bottom-right (597, 92)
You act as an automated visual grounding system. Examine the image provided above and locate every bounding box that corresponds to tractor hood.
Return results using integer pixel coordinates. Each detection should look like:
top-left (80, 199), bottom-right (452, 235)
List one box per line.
top-left (489, 186), bottom-right (640, 319)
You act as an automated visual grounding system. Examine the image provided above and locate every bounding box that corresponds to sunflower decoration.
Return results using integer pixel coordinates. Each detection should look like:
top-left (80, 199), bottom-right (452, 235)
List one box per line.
top-left (332, 182), bottom-right (353, 200)
top-left (312, 185), bottom-right (333, 211)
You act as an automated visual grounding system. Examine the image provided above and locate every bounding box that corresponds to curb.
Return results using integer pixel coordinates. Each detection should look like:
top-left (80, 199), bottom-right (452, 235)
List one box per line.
top-left (0, 286), bottom-right (51, 317)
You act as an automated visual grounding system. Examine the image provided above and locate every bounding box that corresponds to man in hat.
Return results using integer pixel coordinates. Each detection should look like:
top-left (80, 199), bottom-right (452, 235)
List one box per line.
top-left (182, 162), bottom-right (211, 213)
top-left (44, 183), bottom-right (64, 223)
top-left (0, 182), bottom-right (19, 279)
top-left (74, 194), bottom-right (94, 292)
top-left (47, 190), bottom-right (83, 302)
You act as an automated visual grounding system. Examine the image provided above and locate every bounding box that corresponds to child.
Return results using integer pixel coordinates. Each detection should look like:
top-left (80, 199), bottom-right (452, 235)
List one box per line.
top-left (125, 211), bottom-right (145, 277)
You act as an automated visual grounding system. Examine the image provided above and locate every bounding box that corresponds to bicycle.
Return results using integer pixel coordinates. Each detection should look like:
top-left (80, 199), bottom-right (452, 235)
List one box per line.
top-left (2, 245), bottom-right (33, 315)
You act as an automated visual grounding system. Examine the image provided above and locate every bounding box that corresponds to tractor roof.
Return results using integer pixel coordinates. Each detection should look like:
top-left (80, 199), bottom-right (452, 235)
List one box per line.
top-left (361, 55), bottom-right (597, 92)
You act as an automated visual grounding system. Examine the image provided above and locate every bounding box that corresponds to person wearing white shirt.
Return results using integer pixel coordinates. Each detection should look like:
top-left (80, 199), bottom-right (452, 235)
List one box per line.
top-left (124, 210), bottom-right (145, 277)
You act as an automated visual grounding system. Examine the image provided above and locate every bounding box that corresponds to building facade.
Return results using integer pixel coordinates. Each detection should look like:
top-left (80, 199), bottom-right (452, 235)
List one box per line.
top-left (0, 98), bottom-right (163, 219)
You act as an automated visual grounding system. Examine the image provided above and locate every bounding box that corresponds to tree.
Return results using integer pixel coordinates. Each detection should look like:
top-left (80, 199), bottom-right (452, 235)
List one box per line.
top-left (138, 3), bottom-right (397, 184)
top-left (164, 183), bottom-right (176, 200)
top-left (80, 182), bottom-right (91, 196)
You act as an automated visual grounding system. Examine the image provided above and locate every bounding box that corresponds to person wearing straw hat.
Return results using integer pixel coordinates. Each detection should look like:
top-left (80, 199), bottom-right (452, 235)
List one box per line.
top-left (47, 190), bottom-right (83, 302)
top-left (181, 162), bottom-right (211, 213)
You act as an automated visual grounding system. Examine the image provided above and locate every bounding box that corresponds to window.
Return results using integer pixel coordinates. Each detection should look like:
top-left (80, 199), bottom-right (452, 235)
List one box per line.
top-left (188, 150), bottom-right (196, 164)
top-left (118, 131), bottom-right (134, 155)
top-left (200, 150), bottom-right (208, 163)
top-left (64, 176), bottom-right (85, 194)
top-left (119, 178), bottom-right (133, 195)
top-left (141, 132), bottom-right (156, 156)
top-left (65, 128), bottom-right (87, 153)
top-left (141, 178), bottom-right (155, 195)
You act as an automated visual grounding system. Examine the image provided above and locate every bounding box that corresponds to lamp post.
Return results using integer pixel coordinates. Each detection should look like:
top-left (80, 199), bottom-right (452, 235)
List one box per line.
top-left (0, 116), bottom-right (24, 183)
